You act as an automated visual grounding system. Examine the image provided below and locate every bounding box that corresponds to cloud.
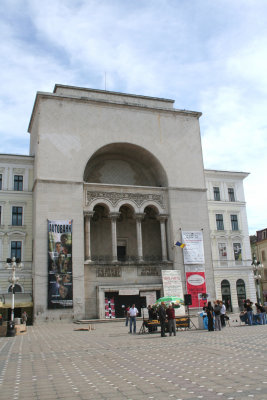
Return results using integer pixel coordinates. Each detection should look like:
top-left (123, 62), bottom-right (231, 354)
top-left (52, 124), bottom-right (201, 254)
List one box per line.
top-left (1, 0), bottom-right (267, 233)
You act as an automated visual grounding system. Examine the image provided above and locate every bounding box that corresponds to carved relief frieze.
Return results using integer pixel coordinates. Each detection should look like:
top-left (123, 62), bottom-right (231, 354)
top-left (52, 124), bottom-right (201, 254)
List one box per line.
top-left (87, 191), bottom-right (165, 209)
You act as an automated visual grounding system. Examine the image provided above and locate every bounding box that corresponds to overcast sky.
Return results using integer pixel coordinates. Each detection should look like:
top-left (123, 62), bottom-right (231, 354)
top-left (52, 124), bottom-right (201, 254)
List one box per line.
top-left (1, 0), bottom-right (266, 234)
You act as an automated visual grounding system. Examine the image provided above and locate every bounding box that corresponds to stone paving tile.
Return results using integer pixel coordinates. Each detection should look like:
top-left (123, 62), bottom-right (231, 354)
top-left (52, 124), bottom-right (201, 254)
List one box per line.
top-left (0, 321), bottom-right (267, 399)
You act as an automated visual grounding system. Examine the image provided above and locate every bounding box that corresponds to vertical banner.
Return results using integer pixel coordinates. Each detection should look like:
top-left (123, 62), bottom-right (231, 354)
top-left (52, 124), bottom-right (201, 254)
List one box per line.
top-left (182, 231), bottom-right (205, 264)
top-left (162, 270), bottom-right (184, 298)
top-left (48, 220), bottom-right (73, 308)
top-left (186, 272), bottom-right (207, 308)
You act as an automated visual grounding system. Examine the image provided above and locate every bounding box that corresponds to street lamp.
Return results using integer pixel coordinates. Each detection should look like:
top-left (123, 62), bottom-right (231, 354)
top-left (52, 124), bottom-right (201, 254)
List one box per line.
top-left (251, 257), bottom-right (263, 304)
top-left (5, 257), bottom-right (23, 336)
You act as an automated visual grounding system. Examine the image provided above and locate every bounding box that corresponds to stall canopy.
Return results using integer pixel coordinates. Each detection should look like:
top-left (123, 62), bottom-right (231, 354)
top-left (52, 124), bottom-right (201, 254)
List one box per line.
top-left (0, 293), bottom-right (33, 308)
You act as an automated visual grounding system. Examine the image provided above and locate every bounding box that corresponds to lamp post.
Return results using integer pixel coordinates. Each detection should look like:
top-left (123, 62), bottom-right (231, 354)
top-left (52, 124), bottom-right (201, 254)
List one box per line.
top-left (251, 257), bottom-right (263, 304)
top-left (5, 257), bottom-right (23, 336)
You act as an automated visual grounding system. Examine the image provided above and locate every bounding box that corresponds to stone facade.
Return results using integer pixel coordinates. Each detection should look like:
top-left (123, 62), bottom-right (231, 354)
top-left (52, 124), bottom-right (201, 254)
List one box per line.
top-left (28, 85), bottom-right (215, 323)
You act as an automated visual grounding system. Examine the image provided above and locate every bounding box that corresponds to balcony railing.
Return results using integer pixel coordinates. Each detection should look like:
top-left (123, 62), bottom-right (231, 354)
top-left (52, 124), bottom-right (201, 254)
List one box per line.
top-left (90, 255), bottom-right (169, 265)
top-left (212, 260), bottom-right (252, 268)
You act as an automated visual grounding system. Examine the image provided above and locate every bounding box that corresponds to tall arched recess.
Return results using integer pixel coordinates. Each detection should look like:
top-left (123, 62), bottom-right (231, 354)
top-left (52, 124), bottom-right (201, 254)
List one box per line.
top-left (83, 143), bottom-right (168, 187)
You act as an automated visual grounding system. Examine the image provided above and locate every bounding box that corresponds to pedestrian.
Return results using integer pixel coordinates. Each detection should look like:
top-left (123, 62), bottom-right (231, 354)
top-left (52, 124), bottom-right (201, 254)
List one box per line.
top-left (166, 303), bottom-right (176, 336)
top-left (214, 300), bottom-right (222, 331)
top-left (158, 302), bottom-right (167, 337)
top-left (128, 304), bottom-right (138, 334)
top-left (0, 313), bottom-right (2, 326)
top-left (244, 299), bottom-right (253, 325)
top-left (125, 305), bottom-right (130, 327)
top-left (22, 311), bottom-right (28, 325)
top-left (255, 303), bottom-right (266, 325)
top-left (219, 300), bottom-right (226, 328)
top-left (206, 301), bottom-right (214, 331)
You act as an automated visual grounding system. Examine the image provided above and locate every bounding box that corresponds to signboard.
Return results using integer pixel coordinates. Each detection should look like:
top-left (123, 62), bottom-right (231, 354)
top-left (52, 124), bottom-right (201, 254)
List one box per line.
top-left (186, 272), bottom-right (207, 308)
top-left (182, 231), bottom-right (205, 264)
top-left (48, 220), bottom-right (73, 309)
top-left (162, 270), bottom-right (184, 298)
top-left (140, 291), bottom-right (157, 307)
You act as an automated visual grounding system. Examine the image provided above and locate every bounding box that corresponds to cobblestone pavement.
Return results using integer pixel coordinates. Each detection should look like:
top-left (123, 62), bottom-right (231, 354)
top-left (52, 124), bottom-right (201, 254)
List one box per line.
top-left (0, 321), bottom-right (267, 400)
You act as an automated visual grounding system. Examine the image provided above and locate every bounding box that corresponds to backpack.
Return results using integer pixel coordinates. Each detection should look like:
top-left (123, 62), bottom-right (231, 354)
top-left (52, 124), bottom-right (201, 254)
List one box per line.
top-left (214, 305), bottom-right (221, 315)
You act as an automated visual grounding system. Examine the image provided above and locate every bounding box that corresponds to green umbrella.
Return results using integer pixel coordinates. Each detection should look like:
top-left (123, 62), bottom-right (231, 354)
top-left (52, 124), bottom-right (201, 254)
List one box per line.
top-left (155, 296), bottom-right (184, 305)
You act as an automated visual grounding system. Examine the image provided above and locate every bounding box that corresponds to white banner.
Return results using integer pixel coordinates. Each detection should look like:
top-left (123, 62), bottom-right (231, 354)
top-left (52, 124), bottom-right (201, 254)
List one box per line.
top-left (162, 270), bottom-right (184, 298)
top-left (182, 231), bottom-right (205, 264)
top-left (140, 291), bottom-right (157, 306)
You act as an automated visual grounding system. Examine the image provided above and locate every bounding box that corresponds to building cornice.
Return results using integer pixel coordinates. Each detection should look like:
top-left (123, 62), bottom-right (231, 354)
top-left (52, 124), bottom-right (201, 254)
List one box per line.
top-left (28, 91), bottom-right (202, 132)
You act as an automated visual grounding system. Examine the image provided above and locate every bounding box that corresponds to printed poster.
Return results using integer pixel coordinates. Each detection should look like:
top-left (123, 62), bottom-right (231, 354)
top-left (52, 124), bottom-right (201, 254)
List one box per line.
top-left (48, 220), bottom-right (73, 308)
top-left (186, 272), bottom-right (207, 308)
top-left (162, 270), bottom-right (184, 298)
top-left (182, 231), bottom-right (205, 264)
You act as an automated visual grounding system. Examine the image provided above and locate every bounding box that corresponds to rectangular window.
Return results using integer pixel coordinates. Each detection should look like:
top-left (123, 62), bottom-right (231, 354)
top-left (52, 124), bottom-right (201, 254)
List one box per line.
top-left (233, 243), bottom-right (242, 261)
top-left (11, 241), bottom-right (22, 260)
top-left (228, 188), bottom-right (235, 202)
top-left (231, 214), bottom-right (239, 230)
top-left (14, 175), bottom-right (23, 191)
top-left (0, 173), bottom-right (2, 190)
top-left (213, 187), bottom-right (220, 201)
top-left (12, 206), bottom-right (23, 226)
top-left (218, 243), bottom-right (227, 260)
top-left (216, 214), bottom-right (224, 230)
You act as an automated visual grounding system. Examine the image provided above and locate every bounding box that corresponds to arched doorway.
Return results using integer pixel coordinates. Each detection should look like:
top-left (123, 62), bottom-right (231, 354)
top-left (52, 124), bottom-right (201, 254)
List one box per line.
top-left (236, 279), bottom-right (246, 311)
top-left (221, 280), bottom-right (232, 312)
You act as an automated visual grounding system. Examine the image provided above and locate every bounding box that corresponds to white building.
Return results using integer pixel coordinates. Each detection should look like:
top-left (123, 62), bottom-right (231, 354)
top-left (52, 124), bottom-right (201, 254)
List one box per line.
top-left (205, 169), bottom-right (255, 312)
top-left (0, 154), bottom-right (34, 323)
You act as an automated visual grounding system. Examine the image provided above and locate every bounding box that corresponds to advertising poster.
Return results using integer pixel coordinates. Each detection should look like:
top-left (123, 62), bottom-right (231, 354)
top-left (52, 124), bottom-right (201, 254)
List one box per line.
top-left (162, 270), bottom-right (184, 298)
top-left (182, 231), bottom-right (205, 264)
top-left (48, 220), bottom-right (73, 309)
top-left (186, 272), bottom-right (207, 308)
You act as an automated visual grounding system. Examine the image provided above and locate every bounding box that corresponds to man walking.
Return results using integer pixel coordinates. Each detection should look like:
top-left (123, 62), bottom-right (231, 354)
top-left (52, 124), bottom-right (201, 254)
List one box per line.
top-left (129, 304), bottom-right (138, 334)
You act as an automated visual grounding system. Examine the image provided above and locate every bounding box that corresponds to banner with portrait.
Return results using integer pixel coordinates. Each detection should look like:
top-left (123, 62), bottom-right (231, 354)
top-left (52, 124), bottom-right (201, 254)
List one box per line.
top-left (48, 220), bottom-right (73, 308)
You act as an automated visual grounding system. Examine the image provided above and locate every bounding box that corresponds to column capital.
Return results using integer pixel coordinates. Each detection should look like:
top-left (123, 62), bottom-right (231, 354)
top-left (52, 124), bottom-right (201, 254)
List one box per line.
top-left (84, 210), bottom-right (94, 218)
top-left (109, 212), bottom-right (120, 220)
top-left (134, 213), bottom-right (145, 221)
top-left (157, 214), bottom-right (169, 222)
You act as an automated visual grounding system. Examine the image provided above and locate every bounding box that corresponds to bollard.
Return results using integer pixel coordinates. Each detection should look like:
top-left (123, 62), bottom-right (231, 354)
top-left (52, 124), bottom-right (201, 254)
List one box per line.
top-left (6, 321), bottom-right (16, 337)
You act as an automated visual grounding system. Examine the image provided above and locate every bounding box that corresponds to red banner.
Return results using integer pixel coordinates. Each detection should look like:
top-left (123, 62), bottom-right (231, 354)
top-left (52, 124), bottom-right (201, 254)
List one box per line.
top-left (186, 272), bottom-right (207, 308)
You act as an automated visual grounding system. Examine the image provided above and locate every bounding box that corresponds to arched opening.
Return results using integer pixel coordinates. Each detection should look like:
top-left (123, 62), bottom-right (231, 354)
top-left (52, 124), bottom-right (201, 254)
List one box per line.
top-left (236, 279), bottom-right (246, 311)
top-left (83, 143), bottom-right (168, 187)
top-left (221, 280), bottom-right (232, 312)
top-left (8, 284), bottom-right (22, 293)
top-left (91, 204), bottom-right (111, 262)
top-left (117, 205), bottom-right (136, 261)
top-left (142, 206), bottom-right (161, 261)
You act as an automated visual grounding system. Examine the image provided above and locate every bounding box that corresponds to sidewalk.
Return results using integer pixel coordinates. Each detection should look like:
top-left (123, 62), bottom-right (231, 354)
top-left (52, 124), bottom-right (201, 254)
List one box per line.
top-left (0, 320), bottom-right (266, 399)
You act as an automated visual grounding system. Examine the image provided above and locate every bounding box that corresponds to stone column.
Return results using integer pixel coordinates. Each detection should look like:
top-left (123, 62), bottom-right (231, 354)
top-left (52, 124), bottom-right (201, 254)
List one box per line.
top-left (135, 213), bottom-right (145, 262)
top-left (157, 215), bottom-right (168, 262)
top-left (109, 212), bottom-right (120, 263)
top-left (84, 211), bottom-right (94, 262)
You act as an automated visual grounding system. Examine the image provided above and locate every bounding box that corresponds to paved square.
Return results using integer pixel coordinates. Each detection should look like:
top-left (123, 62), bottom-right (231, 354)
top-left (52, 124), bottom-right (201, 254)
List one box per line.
top-left (0, 321), bottom-right (267, 399)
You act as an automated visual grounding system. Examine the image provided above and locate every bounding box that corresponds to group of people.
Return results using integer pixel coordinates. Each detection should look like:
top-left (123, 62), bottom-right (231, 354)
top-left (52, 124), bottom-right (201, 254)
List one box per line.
top-left (203, 300), bottom-right (227, 331)
top-left (240, 299), bottom-right (266, 325)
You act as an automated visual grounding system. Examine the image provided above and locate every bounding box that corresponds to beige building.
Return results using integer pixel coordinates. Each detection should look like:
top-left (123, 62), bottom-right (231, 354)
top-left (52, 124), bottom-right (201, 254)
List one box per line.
top-left (28, 84), bottom-right (216, 323)
top-left (253, 228), bottom-right (267, 304)
top-left (0, 154), bottom-right (34, 323)
top-left (1, 84), bottom-right (256, 324)
top-left (205, 170), bottom-right (255, 312)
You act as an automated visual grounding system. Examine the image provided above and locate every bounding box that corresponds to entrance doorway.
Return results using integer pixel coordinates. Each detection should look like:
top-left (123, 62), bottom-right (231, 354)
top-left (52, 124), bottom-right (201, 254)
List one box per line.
top-left (221, 280), bottom-right (232, 312)
top-left (236, 279), bottom-right (246, 311)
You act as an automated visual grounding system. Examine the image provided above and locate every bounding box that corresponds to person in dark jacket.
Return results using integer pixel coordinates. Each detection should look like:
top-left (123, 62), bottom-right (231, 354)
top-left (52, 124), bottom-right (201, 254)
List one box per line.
top-left (205, 301), bottom-right (214, 331)
top-left (244, 299), bottom-right (253, 325)
top-left (158, 302), bottom-right (167, 337)
top-left (166, 304), bottom-right (176, 336)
